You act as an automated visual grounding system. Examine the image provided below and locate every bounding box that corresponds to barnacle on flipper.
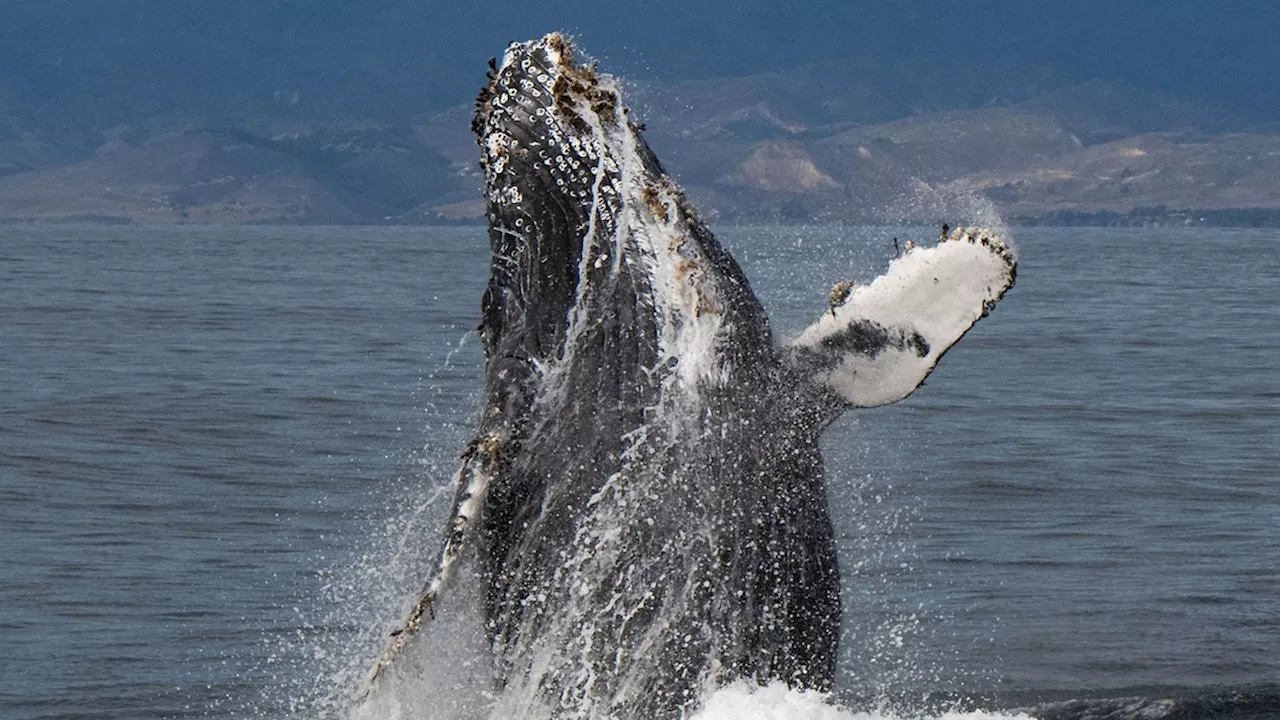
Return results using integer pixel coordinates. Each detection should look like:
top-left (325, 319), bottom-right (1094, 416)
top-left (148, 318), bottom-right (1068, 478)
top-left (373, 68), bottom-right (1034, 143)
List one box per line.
top-left (939, 223), bottom-right (1017, 269)
top-left (827, 280), bottom-right (856, 316)
top-left (462, 430), bottom-right (504, 464)
top-left (402, 589), bottom-right (437, 631)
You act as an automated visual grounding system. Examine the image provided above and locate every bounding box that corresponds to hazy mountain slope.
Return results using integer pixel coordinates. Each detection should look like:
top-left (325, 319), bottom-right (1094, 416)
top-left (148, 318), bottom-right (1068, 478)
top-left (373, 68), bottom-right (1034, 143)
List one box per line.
top-left (0, 124), bottom-right (477, 224)
top-left (2, 64), bottom-right (1278, 225)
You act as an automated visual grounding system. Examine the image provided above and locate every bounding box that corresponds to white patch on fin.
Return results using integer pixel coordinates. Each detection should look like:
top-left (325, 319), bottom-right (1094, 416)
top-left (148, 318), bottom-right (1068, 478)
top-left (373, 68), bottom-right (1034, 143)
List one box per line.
top-left (357, 435), bottom-right (498, 700)
top-left (786, 226), bottom-right (1016, 408)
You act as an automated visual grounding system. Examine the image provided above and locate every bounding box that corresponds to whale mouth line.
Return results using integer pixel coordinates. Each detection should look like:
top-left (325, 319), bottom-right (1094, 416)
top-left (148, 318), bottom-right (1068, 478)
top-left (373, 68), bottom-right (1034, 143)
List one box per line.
top-left (359, 32), bottom-right (1018, 719)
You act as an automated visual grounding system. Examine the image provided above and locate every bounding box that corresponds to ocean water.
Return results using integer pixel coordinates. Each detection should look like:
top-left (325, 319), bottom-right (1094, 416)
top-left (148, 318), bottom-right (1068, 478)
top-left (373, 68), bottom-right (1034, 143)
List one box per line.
top-left (1, 224), bottom-right (1277, 719)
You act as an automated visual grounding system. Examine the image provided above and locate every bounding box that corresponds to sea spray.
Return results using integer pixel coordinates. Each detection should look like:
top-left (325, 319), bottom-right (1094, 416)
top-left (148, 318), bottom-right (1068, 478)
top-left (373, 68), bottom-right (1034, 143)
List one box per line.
top-left (692, 682), bottom-right (1036, 720)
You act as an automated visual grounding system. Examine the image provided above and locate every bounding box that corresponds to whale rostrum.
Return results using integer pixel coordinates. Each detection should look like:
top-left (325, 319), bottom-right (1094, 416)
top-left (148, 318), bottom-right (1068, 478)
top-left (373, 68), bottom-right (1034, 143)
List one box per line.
top-left (360, 32), bottom-right (1017, 719)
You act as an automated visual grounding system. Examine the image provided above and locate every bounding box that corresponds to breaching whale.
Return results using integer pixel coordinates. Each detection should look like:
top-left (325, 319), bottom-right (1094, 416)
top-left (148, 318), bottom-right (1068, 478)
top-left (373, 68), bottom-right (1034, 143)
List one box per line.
top-left (363, 32), bottom-right (1016, 719)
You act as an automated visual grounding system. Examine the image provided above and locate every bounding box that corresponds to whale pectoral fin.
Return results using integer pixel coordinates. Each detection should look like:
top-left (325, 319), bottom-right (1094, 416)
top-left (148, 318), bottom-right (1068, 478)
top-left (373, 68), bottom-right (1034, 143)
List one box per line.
top-left (783, 226), bottom-right (1017, 409)
top-left (357, 437), bottom-right (498, 700)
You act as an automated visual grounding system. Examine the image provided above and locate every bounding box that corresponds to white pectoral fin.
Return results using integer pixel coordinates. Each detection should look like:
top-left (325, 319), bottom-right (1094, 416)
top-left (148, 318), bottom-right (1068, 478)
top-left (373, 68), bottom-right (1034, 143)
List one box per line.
top-left (785, 227), bottom-right (1017, 408)
top-left (358, 433), bottom-right (499, 700)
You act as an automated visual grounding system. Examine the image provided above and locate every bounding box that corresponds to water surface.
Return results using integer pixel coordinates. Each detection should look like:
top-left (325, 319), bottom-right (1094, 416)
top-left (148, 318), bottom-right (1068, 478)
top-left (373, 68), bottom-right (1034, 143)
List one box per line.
top-left (1, 225), bottom-right (1277, 718)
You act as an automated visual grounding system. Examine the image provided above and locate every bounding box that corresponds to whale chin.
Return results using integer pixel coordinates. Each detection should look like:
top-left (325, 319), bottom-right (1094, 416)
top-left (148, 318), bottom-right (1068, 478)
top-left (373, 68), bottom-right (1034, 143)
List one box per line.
top-left (361, 32), bottom-right (1017, 719)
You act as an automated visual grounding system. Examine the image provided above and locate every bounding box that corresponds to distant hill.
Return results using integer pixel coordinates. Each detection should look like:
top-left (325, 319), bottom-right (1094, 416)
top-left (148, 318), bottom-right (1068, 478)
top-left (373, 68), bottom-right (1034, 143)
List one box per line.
top-left (0, 122), bottom-right (476, 224)
top-left (2, 64), bottom-right (1279, 226)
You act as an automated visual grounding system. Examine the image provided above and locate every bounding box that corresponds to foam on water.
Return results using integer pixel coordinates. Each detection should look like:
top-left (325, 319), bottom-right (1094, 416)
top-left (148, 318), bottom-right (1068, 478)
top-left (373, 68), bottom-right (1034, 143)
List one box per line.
top-left (293, 438), bottom-right (988, 720)
top-left (693, 683), bottom-right (1033, 720)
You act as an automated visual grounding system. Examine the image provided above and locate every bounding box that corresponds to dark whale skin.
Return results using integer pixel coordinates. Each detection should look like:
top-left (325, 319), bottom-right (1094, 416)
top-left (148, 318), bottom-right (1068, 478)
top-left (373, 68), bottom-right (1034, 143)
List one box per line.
top-left (471, 34), bottom-right (840, 718)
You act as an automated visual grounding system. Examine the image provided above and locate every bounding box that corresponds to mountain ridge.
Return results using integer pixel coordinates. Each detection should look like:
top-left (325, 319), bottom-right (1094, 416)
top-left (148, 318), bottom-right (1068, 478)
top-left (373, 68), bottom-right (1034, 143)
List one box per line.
top-left (2, 66), bottom-right (1278, 226)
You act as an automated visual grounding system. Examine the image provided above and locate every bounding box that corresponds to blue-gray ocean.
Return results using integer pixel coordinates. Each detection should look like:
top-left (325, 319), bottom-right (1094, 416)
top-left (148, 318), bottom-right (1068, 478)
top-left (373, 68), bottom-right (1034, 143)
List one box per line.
top-left (2, 225), bottom-right (1277, 719)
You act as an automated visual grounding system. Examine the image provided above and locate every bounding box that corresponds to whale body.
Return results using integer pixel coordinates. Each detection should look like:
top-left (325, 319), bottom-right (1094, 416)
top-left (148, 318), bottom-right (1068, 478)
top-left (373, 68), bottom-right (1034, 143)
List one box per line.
top-left (364, 33), bottom-right (1016, 720)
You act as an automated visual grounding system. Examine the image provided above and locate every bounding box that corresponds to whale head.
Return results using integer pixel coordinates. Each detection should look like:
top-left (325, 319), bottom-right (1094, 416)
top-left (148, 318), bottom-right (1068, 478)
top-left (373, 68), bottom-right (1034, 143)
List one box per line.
top-left (472, 33), bottom-right (776, 429)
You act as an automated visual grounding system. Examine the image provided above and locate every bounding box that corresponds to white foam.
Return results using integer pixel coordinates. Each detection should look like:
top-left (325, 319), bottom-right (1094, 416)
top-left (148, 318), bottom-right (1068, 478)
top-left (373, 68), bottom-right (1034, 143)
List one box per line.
top-left (692, 682), bottom-right (1035, 720)
top-left (691, 682), bottom-right (852, 720)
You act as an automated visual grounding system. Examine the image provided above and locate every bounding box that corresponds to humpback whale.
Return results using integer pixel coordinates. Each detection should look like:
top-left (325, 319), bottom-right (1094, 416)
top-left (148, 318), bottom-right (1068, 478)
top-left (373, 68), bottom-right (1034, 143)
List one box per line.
top-left (363, 33), bottom-right (1016, 719)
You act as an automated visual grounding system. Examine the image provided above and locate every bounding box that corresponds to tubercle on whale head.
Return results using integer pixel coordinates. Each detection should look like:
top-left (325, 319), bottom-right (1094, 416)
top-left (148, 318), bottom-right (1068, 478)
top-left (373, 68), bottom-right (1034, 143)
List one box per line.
top-left (469, 32), bottom-right (773, 398)
top-left (471, 33), bottom-right (618, 371)
top-left (472, 33), bottom-right (619, 147)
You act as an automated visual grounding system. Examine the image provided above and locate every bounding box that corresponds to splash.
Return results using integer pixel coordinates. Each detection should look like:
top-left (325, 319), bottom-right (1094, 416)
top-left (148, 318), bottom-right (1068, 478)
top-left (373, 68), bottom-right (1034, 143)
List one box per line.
top-left (692, 683), bottom-right (1035, 720)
